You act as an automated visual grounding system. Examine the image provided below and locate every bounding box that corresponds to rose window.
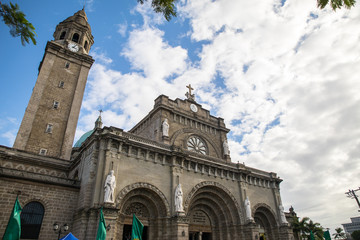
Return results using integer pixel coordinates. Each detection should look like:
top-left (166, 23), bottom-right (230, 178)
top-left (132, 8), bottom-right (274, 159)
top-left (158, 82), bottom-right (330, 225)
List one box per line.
top-left (187, 136), bottom-right (207, 155)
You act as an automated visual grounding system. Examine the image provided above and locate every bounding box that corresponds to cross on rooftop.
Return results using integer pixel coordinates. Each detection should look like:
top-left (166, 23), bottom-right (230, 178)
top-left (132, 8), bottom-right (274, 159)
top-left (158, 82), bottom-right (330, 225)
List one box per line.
top-left (185, 84), bottom-right (196, 101)
top-left (186, 84), bottom-right (194, 96)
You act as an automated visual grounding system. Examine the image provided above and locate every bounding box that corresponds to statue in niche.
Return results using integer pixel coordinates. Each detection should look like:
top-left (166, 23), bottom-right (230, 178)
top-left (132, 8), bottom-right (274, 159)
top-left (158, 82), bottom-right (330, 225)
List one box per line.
top-left (279, 204), bottom-right (288, 224)
top-left (175, 184), bottom-right (184, 212)
top-left (104, 170), bottom-right (116, 203)
top-left (223, 139), bottom-right (230, 156)
top-left (162, 118), bottom-right (169, 137)
top-left (244, 196), bottom-right (253, 220)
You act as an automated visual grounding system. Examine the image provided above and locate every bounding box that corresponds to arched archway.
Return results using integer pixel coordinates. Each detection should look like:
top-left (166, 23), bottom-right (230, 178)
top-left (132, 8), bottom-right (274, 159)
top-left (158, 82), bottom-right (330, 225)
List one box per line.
top-left (116, 183), bottom-right (170, 240)
top-left (253, 204), bottom-right (278, 240)
top-left (185, 182), bottom-right (241, 240)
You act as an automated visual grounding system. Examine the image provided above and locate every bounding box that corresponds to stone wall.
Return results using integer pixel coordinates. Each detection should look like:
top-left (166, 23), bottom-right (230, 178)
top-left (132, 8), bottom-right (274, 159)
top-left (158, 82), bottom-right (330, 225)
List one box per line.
top-left (0, 177), bottom-right (79, 240)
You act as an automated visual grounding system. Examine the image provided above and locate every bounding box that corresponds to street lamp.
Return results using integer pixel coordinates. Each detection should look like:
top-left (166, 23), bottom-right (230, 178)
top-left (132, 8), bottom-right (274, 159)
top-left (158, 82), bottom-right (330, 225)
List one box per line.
top-left (53, 222), bottom-right (69, 240)
top-left (106, 224), bottom-right (111, 231)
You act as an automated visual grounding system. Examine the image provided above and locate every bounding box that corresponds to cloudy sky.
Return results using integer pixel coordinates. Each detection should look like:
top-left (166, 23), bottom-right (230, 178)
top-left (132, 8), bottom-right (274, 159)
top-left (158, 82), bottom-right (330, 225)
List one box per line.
top-left (0, 0), bottom-right (359, 232)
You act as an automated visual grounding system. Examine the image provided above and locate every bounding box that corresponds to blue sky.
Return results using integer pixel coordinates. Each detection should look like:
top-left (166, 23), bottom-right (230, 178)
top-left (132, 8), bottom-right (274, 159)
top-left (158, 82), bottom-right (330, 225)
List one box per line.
top-left (1, 0), bottom-right (360, 233)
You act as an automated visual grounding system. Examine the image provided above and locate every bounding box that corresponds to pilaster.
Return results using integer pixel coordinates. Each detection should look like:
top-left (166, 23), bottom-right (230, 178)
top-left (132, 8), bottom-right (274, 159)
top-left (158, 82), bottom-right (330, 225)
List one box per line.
top-left (171, 215), bottom-right (190, 240)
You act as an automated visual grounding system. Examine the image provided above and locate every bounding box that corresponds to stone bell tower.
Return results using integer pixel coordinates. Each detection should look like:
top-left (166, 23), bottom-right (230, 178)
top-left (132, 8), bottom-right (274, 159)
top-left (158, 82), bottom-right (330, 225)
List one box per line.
top-left (13, 9), bottom-right (95, 160)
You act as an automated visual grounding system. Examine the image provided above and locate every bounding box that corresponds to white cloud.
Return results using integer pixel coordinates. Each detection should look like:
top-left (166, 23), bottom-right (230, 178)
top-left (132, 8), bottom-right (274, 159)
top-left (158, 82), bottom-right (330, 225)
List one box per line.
top-left (84, 0), bottom-right (95, 12)
top-left (122, 27), bottom-right (188, 79)
top-left (1, 130), bottom-right (16, 146)
top-left (177, 0), bottom-right (360, 230)
top-left (76, 23), bottom-right (190, 140)
top-left (91, 49), bottom-right (113, 65)
top-left (117, 23), bottom-right (128, 37)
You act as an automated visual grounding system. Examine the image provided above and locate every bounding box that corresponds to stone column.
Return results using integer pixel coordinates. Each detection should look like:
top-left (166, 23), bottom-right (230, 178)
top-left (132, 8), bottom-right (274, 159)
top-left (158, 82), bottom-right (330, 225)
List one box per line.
top-left (171, 215), bottom-right (189, 240)
top-left (103, 204), bottom-right (120, 240)
top-left (278, 224), bottom-right (294, 240)
top-left (243, 222), bottom-right (259, 240)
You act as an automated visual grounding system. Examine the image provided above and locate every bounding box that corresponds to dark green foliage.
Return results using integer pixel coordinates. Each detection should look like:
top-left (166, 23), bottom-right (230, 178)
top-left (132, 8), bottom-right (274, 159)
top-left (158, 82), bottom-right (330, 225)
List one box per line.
top-left (292, 216), bottom-right (310, 239)
top-left (307, 220), bottom-right (323, 239)
top-left (317, 0), bottom-right (356, 10)
top-left (352, 230), bottom-right (360, 240)
top-left (0, 2), bottom-right (36, 45)
top-left (333, 227), bottom-right (346, 239)
top-left (291, 216), bottom-right (325, 240)
top-left (137, 0), bottom-right (177, 21)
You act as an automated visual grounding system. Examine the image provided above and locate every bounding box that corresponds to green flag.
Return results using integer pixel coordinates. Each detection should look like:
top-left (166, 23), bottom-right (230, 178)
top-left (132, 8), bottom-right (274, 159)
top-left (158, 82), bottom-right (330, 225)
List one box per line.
top-left (3, 197), bottom-right (22, 240)
top-left (96, 208), bottom-right (106, 240)
top-left (324, 230), bottom-right (331, 240)
top-left (131, 214), bottom-right (144, 240)
top-left (309, 230), bottom-right (316, 240)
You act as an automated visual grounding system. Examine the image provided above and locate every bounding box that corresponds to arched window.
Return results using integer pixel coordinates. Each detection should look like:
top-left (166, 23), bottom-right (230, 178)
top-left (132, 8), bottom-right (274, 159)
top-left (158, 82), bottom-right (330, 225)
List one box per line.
top-left (21, 201), bottom-right (45, 239)
top-left (84, 41), bottom-right (88, 51)
top-left (72, 33), bottom-right (80, 43)
top-left (59, 31), bottom-right (66, 40)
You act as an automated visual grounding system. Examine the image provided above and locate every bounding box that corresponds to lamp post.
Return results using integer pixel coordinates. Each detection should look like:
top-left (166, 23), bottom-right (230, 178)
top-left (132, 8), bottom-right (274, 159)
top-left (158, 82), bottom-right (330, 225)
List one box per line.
top-left (53, 222), bottom-right (69, 240)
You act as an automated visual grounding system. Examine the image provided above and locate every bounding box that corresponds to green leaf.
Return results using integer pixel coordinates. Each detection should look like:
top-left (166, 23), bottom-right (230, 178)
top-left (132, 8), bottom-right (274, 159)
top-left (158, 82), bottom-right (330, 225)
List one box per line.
top-left (137, 0), bottom-right (177, 21)
top-left (0, 2), bottom-right (37, 46)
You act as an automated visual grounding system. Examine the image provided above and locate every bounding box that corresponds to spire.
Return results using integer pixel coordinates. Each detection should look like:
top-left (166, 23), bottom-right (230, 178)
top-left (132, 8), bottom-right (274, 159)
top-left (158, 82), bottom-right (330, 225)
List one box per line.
top-left (53, 8), bottom-right (94, 54)
top-left (95, 110), bottom-right (103, 129)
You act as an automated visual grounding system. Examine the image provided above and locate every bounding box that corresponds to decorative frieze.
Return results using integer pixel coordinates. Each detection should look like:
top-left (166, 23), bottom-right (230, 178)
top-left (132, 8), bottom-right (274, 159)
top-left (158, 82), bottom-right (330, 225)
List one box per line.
top-left (100, 132), bottom-right (278, 189)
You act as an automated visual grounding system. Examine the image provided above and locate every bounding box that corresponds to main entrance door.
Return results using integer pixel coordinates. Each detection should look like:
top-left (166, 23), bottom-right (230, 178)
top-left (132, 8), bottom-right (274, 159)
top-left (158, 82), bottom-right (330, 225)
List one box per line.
top-left (189, 232), bottom-right (211, 240)
top-left (188, 210), bottom-right (212, 240)
top-left (122, 224), bottom-right (148, 240)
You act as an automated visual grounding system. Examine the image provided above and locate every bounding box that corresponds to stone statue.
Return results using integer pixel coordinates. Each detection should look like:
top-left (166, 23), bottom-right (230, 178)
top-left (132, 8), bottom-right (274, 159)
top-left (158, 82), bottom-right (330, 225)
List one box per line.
top-left (244, 196), bottom-right (253, 220)
top-left (104, 170), bottom-right (116, 203)
top-left (175, 184), bottom-right (184, 212)
top-left (162, 118), bottom-right (169, 137)
top-left (279, 204), bottom-right (288, 224)
top-left (223, 139), bottom-right (230, 156)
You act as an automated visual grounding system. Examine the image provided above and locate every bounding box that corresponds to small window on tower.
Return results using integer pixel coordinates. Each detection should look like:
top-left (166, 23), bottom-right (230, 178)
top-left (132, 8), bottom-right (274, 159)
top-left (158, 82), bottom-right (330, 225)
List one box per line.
top-left (65, 62), bottom-right (70, 68)
top-left (72, 33), bottom-right (80, 43)
top-left (84, 41), bottom-right (88, 51)
top-left (39, 149), bottom-right (47, 155)
top-left (45, 124), bottom-right (53, 133)
top-left (53, 101), bottom-right (59, 109)
top-left (58, 81), bottom-right (65, 88)
top-left (60, 31), bottom-right (66, 40)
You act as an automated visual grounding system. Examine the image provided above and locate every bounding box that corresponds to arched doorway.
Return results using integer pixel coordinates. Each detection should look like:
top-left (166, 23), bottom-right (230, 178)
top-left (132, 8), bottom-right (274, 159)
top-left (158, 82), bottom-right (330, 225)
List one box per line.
top-left (253, 205), bottom-right (278, 240)
top-left (116, 183), bottom-right (170, 240)
top-left (185, 182), bottom-right (241, 240)
top-left (188, 210), bottom-right (212, 240)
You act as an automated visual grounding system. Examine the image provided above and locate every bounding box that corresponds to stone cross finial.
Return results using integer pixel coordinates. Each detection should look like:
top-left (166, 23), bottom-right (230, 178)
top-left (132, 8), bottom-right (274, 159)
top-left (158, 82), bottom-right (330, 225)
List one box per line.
top-left (186, 84), bottom-right (194, 95)
top-left (99, 109), bottom-right (103, 116)
top-left (185, 84), bottom-right (195, 101)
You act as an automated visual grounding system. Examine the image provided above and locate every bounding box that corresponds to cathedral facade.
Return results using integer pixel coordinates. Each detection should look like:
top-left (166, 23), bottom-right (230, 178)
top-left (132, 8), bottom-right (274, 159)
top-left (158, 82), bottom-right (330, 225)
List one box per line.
top-left (0, 9), bottom-right (293, 240)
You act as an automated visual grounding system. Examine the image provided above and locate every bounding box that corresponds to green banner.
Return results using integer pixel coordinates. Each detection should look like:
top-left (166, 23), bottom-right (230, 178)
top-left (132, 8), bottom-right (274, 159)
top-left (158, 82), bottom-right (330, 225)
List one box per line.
top-left (96, 208), bottom-right (107, 240)
top-left (131, 214), bottom-right (144, 240)
top-left (323, 230), bottom-right (331, 240)
top-left (3, 197), bottom-right (22, 240)
top-left (309, 231), bottom-right (315, 240)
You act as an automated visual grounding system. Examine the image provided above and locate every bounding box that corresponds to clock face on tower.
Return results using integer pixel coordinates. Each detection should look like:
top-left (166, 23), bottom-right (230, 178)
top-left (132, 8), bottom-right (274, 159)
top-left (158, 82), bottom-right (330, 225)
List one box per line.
top-left (68, 42), bottom-right (79, 52)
